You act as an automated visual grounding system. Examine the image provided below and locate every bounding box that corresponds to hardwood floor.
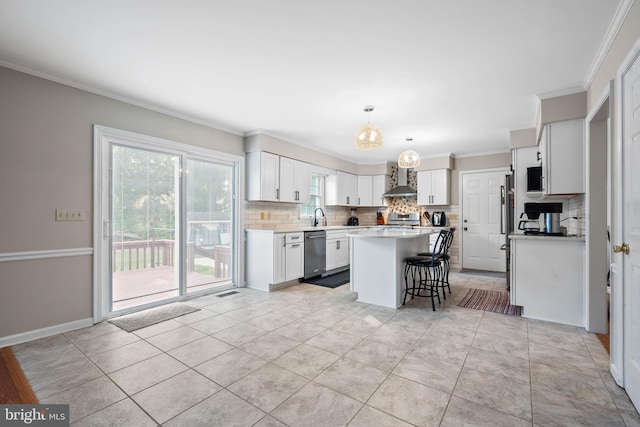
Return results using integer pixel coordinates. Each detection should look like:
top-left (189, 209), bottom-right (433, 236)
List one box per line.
top-left (0, 347), bottom-right (38, 404)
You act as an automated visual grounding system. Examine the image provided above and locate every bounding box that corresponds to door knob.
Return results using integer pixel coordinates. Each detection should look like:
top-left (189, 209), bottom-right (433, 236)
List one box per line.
top-left (613, 243), bottom-right (630, 255)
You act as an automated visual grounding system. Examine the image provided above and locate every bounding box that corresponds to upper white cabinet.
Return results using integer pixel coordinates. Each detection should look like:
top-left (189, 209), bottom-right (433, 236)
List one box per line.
top-left (326, 171), bottom-right (358, 206)
top-left (372, 175), bottom-right (390, 207)
top-left (417, 169), bottom-right (450, 205)
top-left (246, 152), bottom-right (280, 202)
top-left (279, 157), bottom-right (310, 203)
top-left (246, 152), bottom-right (310, 203)
top-left (357, 175), bottom-right (373, 206)
top-left (539, 119), bottom-right (584, 196)
top-left (327, 173), bottom-right (389, 207)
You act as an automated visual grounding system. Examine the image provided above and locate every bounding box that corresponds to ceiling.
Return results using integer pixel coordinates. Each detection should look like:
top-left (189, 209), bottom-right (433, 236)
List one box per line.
top-left (0, 1), bottom-right (625, 164)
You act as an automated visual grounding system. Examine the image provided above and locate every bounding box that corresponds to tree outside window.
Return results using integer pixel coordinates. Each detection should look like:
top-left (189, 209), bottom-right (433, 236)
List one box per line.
top-left (300, 174), bottom-right (324, 218)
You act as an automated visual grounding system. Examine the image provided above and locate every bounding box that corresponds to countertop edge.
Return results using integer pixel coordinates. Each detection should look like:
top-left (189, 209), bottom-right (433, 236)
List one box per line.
top-left (509, 233), bottom-right (585, 242)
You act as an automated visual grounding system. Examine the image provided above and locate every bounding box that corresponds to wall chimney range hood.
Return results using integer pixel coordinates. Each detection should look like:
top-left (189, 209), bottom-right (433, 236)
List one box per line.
top-left (383, 166), bottom-right (416, 197)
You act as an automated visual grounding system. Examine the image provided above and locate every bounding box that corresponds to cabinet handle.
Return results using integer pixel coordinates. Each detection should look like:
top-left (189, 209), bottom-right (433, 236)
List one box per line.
top-left (276, 188), bottom-right (280, 200)
top-left (291, 244), bottom-right (301, 248)
top-left (537, 151), bottom-right (541, 162)
top-left (337, 240), bottom-right (341, 250)
top-left (358, 197), bottom-right (361, 205)
top-left (291, 236), bottom-right (300, 240)
top-left (347, 196), bottom-right (350, 204)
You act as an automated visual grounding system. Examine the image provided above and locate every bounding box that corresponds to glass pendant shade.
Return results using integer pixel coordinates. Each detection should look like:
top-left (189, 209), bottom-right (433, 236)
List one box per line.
top-left (398, 149), bottom-right (420, 168)
top-left (354, 123), bottom-right (383, 150)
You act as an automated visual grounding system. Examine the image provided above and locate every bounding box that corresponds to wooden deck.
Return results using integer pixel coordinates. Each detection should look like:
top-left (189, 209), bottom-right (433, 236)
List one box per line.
top-left (112, 266), bottom-right (232, 311)
top-left (110, 239), bottom-right (232, 311)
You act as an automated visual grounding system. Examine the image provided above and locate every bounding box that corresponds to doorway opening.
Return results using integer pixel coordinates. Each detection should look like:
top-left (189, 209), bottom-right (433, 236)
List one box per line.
top-left (95, 126), bottom-right (241, 320)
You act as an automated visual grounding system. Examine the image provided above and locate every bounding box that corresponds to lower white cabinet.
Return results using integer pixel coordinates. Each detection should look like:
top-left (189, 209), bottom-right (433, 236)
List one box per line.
top-left (510, 236), bottom-right (584, 326)
top-left (326, 230), bottom-right (349, 272)
top-left (285, 232), bottom-right (304, 281)
top-left (246, 230), bottom-right (304, 291)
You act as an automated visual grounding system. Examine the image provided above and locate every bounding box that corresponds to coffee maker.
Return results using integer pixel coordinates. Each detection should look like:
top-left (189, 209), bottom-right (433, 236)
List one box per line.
top-left (519, 202), bottom-right (563, 235)
top-left (346, 208), bottom-right (359, 226)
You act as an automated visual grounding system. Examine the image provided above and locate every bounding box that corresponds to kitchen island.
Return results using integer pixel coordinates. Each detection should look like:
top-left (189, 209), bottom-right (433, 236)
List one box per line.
top-left (347, 228), bottom-right (433, 309)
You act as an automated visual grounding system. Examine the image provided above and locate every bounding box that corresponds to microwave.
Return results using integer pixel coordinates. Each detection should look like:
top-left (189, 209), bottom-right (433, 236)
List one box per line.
top-left (526, 166), bottom-right (543, 192)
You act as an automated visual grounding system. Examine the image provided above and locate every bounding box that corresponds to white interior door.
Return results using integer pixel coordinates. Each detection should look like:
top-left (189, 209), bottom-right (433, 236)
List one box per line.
top-left (461, 170), bottom-right (506, 272)
top-left (622, 47), bottom-right (640, 411)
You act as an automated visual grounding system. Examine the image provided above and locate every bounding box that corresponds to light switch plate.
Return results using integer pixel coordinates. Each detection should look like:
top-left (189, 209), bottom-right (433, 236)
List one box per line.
top-left (56, 208), bottom-right (85, 221)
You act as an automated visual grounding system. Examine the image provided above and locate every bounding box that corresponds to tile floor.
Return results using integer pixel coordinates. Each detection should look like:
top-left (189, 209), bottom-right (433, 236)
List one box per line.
top-left (11, 272), bottom-right (640, 426)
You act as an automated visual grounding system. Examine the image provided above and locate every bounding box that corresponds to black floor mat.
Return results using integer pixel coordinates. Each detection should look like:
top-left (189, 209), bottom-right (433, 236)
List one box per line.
top-left (304, 270), bottom-right (350, 288)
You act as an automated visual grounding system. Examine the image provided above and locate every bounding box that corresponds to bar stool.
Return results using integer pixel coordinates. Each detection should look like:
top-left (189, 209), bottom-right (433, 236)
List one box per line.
top-left (402, 251), bottom-right (442, 311)
top-left (418, 228), bottom-right (455, 298)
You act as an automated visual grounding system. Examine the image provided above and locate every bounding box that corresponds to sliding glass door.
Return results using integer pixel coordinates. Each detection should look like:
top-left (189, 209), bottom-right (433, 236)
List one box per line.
top-left (95, 126), bottom-right (239, 318)
top-left (111, 145), bottom-right (181, 311)
top-left (186, 158), bottom-right (234, 293)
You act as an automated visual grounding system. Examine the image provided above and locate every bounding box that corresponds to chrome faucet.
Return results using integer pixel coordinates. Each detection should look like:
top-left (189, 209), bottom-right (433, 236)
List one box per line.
top-left (314, 208), bottom-right (325, 227)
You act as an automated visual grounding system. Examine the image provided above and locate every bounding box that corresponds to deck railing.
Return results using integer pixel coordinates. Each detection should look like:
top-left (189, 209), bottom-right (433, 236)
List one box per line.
top-left (112, 240), bottom-right (196, 272)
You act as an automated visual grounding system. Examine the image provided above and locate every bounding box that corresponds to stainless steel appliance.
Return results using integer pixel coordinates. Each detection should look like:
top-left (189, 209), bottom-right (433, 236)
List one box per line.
top-left (431, 211), bottom-right (446, 227)
top-left (521, 202), bottom-right (563, 235)
top-left (387, 212), bottom-right (420, 227)
top-left (304, 230), bottom-right (326, 279)
top-left (383, 166), bottom-right (417, 197)
top-left (501, 173), bottom-right (515, 291)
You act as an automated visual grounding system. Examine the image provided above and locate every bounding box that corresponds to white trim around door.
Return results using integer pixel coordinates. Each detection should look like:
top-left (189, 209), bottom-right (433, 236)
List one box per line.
top-left (93, 125), bottom-right (244, 323)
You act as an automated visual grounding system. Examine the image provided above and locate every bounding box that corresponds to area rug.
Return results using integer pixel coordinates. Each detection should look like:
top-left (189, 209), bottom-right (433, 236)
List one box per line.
top-left (305, 270), bottom-right (350, 289)
top-left (109, 303), bottom-right (200, 332)
top-left (0, 347), bottom-right (38, 404)
top-left (458, 288), bottom-right (521, 315)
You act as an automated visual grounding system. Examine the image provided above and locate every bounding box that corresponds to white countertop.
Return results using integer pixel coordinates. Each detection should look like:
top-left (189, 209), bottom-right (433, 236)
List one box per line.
top-left (245, 225), bottom-right (449, 234)
top-left (509, 233), bottom-right (585, 242)
top-left (347, 228), bottom-right (434, 239)
top-left (245, 226), bottom-right (370, 234)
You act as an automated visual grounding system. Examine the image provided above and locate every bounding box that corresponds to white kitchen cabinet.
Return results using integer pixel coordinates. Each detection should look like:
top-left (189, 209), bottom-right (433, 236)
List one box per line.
top-left (357, 175), bottom-right (373, 206)
top-left (246, 151), bottom-right (280, 202)
top-left (510, 236), bottom-right (584, 326)
top-left (417, 169), bottom-right (450, 205)
top-left (539, 119), bottom-right (584, 196)
top-left (246, 230), bottom-right (304, 291)
top-left (326, 171), bottom-right (358, 206)
top-left (284, 232), bottom-right (304, 281)
top-left (326, 230), bottom-right (349, 272)
top-left (372, 175), bottom-right (390, 207)
top-left (279, 157), bottom-right (310, 203)
top-left (273, 233), bottom-right (286, 284)
top-left (246, 152), bottom-right (310, 203)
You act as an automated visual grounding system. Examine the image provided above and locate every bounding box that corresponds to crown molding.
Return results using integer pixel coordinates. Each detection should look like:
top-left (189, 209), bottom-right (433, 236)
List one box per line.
top-left (583, 0), bottom-right (636, 88)
top-left (0, 60), bottom-right (243, 137)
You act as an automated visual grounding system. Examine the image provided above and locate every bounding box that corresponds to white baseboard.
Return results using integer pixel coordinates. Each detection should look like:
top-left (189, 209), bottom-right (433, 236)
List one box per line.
top-left (0, 318), bottom-right (94, 348)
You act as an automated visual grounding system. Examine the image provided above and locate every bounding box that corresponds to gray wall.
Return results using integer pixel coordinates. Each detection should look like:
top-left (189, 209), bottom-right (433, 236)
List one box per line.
top-left (450, 152), bottom-right (512, 205)
top-left (0, 67), bottom-right (243, 339)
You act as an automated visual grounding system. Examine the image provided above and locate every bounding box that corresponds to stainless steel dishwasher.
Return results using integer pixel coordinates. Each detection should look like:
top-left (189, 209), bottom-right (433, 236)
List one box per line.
top-left (304, 230), bottom-right (326, 279)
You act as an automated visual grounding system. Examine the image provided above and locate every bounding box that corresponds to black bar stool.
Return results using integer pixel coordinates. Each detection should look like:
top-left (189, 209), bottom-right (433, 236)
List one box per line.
top-left (418, 228), bottom-right (455, 299)
top-left (402, 252), bottom-right (442, 311)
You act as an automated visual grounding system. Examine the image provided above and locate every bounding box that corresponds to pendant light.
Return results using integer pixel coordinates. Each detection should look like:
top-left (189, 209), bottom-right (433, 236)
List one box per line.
top-left (398, 138), bottom-right (420, 168)
top-left (354, 105), bottom-right (383, 150)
